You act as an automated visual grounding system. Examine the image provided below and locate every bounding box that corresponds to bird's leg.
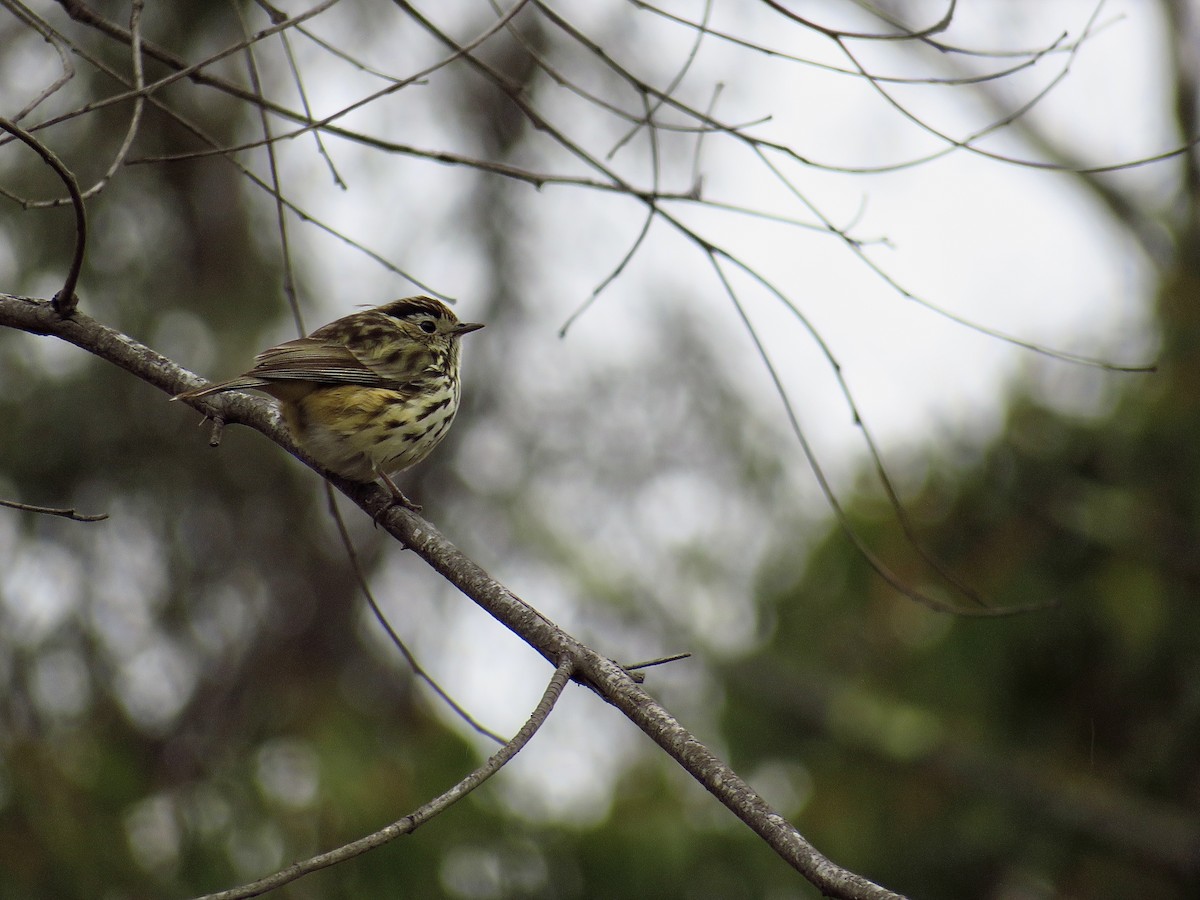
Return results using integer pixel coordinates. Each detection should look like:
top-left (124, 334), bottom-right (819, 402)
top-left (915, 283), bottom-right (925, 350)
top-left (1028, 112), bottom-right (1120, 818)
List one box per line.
top-left (375, 466), bottom-right (422, 513)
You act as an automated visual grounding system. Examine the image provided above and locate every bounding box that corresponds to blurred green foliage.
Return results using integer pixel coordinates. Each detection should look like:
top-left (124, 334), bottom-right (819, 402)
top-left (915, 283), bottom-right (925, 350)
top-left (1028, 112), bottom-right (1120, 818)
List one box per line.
top-left (1, 3), bottom-right (1197, 899)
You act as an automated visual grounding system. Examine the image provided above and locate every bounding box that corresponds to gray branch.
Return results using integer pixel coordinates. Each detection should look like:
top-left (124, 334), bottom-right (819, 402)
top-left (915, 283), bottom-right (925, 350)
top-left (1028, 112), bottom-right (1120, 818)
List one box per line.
top-left (0, 292), bottom-right (907, 900)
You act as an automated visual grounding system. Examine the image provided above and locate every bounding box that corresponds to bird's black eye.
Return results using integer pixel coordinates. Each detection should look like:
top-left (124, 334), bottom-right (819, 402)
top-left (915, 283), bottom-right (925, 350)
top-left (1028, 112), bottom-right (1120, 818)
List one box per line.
top-left (418, 319), bottom-right (437, 334)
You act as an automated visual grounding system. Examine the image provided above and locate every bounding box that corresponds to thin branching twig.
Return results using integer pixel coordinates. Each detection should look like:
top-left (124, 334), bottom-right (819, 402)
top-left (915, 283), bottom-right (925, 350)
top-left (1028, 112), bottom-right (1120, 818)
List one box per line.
top-left (1, 0), bottom-right (76, 121)
top-left (323, 483), bottom-right (508, 745)
top-left (0, 117), bottom-right (85, 314)
top-left (0, 498), bottom-right (108, 522)
top-left (193, 658), bottom-right (575, 900)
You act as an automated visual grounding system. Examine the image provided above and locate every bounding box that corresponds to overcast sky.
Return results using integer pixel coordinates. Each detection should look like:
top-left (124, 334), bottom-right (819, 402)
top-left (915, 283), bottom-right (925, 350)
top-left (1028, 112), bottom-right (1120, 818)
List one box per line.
top-left (289, 1), bottom-right (1178, 819)
top-left (6, 0), bottom-right (1176, 824)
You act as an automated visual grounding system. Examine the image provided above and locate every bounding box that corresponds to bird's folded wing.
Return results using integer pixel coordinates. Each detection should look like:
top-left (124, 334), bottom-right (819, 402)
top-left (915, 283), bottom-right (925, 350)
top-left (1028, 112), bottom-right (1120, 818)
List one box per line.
top-left (248, 338), bottom-right (398, 387)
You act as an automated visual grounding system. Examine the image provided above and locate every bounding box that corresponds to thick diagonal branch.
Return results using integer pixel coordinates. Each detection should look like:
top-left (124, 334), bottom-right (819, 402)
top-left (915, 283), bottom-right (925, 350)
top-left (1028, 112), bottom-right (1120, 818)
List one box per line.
top-left (0, 294), bottom-right (906, 900)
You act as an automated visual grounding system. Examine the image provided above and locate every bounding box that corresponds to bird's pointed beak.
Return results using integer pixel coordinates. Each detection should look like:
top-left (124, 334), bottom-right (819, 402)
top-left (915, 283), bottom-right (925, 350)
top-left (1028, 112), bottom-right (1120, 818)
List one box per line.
top-left (455, 322), bottom-right (485, 335)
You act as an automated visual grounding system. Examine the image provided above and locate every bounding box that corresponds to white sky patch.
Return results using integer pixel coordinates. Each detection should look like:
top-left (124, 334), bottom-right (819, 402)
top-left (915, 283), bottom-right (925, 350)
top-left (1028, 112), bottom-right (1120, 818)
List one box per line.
top-left (376, 2), bottom-right (1166, 819)
top-left (2, 0), bottom-right (1174, 827)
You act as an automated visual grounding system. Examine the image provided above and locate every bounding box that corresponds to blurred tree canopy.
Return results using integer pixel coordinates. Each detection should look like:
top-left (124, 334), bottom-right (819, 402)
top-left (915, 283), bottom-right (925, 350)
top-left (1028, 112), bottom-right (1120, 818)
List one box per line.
top-left (1, 2), bottom-right (1197, 898)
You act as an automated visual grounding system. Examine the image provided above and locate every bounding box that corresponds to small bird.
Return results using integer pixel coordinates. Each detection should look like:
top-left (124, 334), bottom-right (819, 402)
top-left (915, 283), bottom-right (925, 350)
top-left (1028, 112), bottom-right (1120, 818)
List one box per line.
top-left (176, 296), bottom-right (484, 510)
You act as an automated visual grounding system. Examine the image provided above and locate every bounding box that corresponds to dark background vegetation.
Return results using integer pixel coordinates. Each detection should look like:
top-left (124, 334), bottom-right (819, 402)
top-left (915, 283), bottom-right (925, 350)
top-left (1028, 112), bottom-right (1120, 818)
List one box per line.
top-left (1, 2), bottom-right (1197, 897)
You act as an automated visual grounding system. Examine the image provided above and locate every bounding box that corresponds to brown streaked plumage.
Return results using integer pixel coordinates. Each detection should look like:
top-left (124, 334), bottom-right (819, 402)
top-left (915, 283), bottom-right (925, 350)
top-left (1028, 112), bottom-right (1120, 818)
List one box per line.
top-left (177, 296), bottom-right (483, 509)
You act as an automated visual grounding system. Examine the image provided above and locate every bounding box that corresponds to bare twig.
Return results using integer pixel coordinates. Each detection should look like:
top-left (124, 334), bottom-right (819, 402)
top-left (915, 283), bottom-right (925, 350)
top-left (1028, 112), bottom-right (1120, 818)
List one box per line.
top-left (233, 0), bottom-right (306, 335)
top-left (750, 143), bottom-right (1157, 373)
top-left (0, 498), bottom-right (108, 522)
top-left (207, 417), bottom-right (225, 447)
top-left (49, 0), bottom-right (343, 122)
top-left (706, 254), bottom-right (1051, 616)
top-left (631, 0), bottom-right (1076, 78)
top-left (606, 0), bottom-right (713, 160)
top-left (757, 0), bottom-right (957, 42)
top-left (623, 652), bottom-right (692, 671)
top-left (70, 0), bottom-right (146, 202)
top-left (1, 3), bottom-right (436, 294)
top-left (194, 658), bottom-right (575, 900)
top-left (1, 0), bottom-right (76, 121)
top-left (689, 80), bottom-right (723, 196)
top-left (559, 90), bottom-right (662, 338)
top-left (48, 0), bottom-right (525, 159)
top-left (0, 118), bottom-right (86, 315)
top-left (253, 0), bottom-right (347, 188)
top-left (322, 483), bottom-right (508, 745)
top-left (830, 3), bottom-right (1200, 178)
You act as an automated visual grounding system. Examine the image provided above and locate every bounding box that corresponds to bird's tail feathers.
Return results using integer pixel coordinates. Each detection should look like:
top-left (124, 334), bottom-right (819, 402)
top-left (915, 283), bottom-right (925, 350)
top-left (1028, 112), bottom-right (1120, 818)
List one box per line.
top-left (173, 377), bottom-right (269, 401)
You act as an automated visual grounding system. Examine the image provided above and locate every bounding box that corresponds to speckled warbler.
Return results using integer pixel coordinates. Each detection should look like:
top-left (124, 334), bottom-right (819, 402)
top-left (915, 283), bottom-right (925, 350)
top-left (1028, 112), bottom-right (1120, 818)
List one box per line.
top-left (176, 296), bottom-right (483, 509)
